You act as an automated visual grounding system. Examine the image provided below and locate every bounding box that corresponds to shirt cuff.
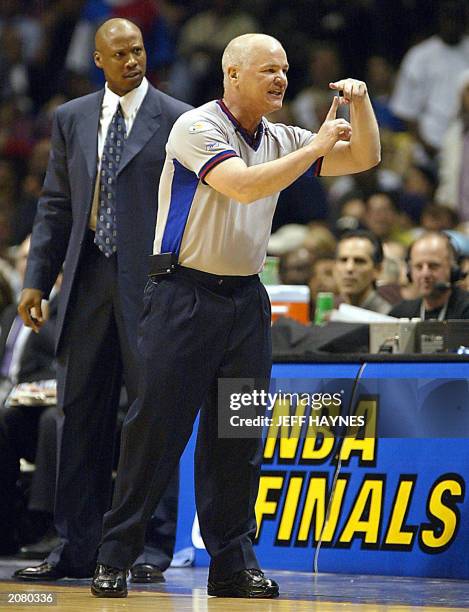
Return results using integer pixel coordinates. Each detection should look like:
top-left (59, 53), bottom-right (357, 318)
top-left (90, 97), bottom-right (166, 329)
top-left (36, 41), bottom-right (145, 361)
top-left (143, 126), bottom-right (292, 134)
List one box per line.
top-left (198, 150), bottom-right (238, 184)
top-left (312, 156), bottom-right (323, 176)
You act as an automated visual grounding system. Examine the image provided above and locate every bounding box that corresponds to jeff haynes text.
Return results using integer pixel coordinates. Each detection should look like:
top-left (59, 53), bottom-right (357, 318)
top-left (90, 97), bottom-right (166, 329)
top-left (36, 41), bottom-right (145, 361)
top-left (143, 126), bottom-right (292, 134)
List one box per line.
top-left (229, 415), bottom-right (365, 427)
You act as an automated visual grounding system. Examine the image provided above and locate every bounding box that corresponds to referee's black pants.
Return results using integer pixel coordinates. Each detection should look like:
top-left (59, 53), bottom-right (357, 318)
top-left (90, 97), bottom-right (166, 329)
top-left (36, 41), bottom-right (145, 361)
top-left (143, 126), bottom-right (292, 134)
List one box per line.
top-left (98, 267), bottom-right (272, 580)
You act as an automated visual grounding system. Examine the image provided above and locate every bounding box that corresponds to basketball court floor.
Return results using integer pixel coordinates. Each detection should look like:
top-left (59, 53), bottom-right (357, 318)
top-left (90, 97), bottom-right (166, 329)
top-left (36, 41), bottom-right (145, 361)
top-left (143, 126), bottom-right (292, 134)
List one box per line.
top-left (1, 558), bottom-right (468, 611)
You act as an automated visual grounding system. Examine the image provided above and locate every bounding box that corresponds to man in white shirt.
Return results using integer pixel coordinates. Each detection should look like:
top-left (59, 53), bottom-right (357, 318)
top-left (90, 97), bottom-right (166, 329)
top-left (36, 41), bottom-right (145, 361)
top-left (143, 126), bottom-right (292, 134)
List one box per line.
top-left (92, 32), bottom-right (380, 599)
top-left (390, 0), bottom-right (469, 157)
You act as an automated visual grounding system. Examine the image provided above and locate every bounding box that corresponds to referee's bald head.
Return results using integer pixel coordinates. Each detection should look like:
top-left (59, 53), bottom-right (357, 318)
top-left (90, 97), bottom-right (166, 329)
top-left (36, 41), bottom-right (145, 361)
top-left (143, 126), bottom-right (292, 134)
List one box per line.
top-left (222, 34), bottom-right (285, 89)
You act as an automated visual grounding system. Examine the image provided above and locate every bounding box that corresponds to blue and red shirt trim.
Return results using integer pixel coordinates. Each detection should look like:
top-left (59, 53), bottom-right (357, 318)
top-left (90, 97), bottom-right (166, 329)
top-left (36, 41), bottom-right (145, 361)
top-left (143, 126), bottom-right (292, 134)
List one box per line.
top-left (216, 99), bottom-right (264, 151)
top-left (198, 149), bottom-right (238, 184)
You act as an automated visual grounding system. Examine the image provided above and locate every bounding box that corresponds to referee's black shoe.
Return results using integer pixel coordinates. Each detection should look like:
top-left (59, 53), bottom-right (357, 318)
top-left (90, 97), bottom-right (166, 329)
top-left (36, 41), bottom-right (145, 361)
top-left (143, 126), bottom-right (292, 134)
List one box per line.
top-left (208, 569), bottom-right (279, 598)
top-left (90, 564), bottom-right (127, 598)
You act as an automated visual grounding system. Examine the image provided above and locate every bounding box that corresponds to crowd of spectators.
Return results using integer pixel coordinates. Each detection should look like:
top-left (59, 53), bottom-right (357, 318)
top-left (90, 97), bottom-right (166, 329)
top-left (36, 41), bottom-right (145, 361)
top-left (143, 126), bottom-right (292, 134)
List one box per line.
top-left (0, 1), bottom-right (468, 317)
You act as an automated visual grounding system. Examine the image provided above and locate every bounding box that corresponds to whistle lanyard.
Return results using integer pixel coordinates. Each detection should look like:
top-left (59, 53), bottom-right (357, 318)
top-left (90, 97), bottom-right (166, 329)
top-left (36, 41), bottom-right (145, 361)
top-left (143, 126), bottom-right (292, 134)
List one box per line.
top-left (420, 300), bottom-right (449, 321)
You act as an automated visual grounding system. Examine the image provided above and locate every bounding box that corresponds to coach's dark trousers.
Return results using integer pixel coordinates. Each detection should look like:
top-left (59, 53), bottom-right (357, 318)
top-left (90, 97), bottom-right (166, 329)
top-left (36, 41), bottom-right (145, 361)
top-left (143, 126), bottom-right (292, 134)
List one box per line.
top-left (98, 267), bottom-right (272, 580)
top-left (48, 235), bottom-right (177, 574)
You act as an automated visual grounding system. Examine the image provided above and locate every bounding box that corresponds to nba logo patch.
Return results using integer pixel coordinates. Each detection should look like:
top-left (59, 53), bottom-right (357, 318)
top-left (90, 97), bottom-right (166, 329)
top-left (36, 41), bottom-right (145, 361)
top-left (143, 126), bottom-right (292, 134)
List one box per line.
top-left (189, 121), bottom-right (212, 133)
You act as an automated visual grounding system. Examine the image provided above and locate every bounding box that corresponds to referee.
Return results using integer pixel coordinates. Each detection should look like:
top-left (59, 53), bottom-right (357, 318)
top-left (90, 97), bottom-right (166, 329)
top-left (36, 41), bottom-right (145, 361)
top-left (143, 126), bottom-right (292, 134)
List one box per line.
top-left (91, 33), bottom-right (380, 599)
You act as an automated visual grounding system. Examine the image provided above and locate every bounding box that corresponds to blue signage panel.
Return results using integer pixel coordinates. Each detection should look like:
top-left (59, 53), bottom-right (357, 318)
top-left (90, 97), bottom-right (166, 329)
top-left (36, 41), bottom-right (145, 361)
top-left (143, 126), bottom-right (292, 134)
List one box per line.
top-left (174, 362), bottom-right (469, 579)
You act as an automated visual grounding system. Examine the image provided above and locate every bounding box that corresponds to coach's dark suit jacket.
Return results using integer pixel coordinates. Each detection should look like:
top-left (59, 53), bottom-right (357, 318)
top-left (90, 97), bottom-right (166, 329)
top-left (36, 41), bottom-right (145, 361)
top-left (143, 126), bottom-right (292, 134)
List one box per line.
top-left (24, 85), bottom-right (190, 353)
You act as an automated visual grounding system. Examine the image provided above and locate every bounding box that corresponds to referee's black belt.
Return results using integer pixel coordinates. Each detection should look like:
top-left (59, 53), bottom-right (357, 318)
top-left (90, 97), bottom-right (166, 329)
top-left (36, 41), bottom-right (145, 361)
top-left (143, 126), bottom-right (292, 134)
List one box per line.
top-left (148, 253), bottom-right (258, 293)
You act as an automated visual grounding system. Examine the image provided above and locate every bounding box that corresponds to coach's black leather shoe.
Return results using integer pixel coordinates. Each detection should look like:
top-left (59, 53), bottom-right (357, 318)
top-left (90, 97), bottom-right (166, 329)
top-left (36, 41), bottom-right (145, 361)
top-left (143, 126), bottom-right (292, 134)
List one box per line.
top-left (130, 563), bottom-right (165, 583)
top-left (208, 569), bottom-right (279, 598)
top-left (90, 564), bottom-right (127, 598)
top-left (17, 531), bottom-right (61, 559)
top-left (13, 562), bottom-right (92, 581)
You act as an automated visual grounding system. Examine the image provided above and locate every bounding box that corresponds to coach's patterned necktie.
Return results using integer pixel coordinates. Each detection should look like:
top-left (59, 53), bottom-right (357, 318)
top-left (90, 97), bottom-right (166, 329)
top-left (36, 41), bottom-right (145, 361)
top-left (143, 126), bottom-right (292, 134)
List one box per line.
top-left (94, 104), bottom-right (127, 256)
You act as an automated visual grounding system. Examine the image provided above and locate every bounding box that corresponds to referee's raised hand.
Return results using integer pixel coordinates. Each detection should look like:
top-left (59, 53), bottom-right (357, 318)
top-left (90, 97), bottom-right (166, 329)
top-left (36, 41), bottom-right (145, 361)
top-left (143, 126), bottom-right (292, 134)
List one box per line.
top-left (329, 78), bottom-right (368, 103)
top-left (314, 95), bottom-right (352, 156)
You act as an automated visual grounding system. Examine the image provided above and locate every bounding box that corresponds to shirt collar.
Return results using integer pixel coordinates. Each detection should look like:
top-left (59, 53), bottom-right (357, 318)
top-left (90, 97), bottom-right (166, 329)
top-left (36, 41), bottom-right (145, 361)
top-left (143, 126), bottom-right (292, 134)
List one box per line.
top-left (103, 76), bottom-right (149, 119)
top-left (216, 99), bottom-right (265, 151)
top-left (359, 289), bottom-right (377, 309)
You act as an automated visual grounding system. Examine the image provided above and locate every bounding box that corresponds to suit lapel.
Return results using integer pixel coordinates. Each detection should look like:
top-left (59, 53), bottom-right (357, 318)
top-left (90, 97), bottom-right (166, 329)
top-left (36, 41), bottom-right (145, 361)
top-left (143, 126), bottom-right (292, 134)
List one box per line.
top-left (76, 90), bottom-right (104, 180)
top-left (117, 87), bottom-right (162, 175)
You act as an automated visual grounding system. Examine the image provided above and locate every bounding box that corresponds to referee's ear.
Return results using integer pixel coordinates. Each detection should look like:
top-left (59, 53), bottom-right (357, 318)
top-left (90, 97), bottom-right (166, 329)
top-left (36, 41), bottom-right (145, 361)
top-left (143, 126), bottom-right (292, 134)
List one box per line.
top-left (228, 66), bottom-right (239, 83)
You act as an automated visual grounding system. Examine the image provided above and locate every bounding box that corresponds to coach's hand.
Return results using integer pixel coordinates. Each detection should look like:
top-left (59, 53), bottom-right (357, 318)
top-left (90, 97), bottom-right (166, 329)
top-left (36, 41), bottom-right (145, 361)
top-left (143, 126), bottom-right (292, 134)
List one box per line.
top-left (18, 288), bottom-right (45, 333)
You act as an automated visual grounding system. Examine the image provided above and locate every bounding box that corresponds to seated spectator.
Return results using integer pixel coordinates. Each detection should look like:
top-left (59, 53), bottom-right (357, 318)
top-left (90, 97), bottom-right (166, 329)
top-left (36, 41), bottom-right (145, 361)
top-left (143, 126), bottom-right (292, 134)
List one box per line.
top-left (379, 128), bottom-right (415, 179)
top-left (0, 237), bottom-right (58, 554)
top-left (278, 247), bottom-right (314, 286)
top-left (308, 255), bottom-right (338, 317)
top-left (364, 190), bottom-right (411, 245)
top-left (390, 232), bottom-right (469, 319)
top-left (339, 192), bottom-right (366, 222)
top-left (309, 255), bottom-right (337, 296)
top-left (395, 164), bottom-right (438, 228)
top-left (334, 229), bottom-right (392, 314)
top-left (267, 224), bottom-right (309, 257)
top-left (333, 191), bottom-right (366, 236)
top-left (302, 223), bottom-right (337, 259)
top-left (420, 203), bottom-right (459, 232)
top-left (403, 163), bottom-right (437, 202)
